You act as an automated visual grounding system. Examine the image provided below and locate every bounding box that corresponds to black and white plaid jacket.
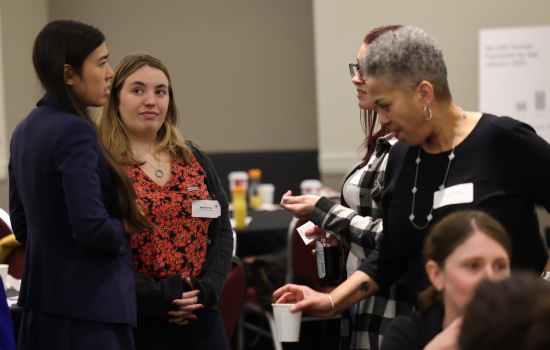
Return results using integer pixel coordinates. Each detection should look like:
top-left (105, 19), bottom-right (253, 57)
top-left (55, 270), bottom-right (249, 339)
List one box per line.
top-left (310, 134), bottom-right (413, 350)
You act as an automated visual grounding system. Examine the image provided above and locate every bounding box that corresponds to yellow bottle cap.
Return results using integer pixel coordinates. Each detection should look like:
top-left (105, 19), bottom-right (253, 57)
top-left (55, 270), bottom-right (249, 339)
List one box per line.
top-left (248, 169), bottom-right (262, 178)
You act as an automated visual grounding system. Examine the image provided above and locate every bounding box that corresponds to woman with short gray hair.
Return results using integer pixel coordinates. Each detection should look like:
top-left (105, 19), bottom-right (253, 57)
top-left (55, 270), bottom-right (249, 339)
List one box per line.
top-left (274, 25), bottom-right (550, 332)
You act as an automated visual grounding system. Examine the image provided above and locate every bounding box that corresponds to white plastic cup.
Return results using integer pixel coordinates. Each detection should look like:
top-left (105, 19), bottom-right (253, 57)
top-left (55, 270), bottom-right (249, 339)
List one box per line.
top-left (257, 183), bottom-right (275, 206)
top-left (271, 303), bottom-right (302, 342)
top-left (228, 171), bottom-right (249, 194)
top-left (300, 179), bottom-right (323, 195)
top-left (0, 264), bottom-right (8, 291)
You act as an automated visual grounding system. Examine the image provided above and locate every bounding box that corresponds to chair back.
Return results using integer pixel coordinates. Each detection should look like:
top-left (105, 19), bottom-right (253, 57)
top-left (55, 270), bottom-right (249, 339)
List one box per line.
top-left (285, 217), bottom-right (343, 291)
top-left (218, 256), bottom-right (246, 342)
top-left (0, 216), bottom-right (25, 279)
top-left (0, 218), bottom-right (10, 240)
top-left (285, 217), bottom-right (319, 285)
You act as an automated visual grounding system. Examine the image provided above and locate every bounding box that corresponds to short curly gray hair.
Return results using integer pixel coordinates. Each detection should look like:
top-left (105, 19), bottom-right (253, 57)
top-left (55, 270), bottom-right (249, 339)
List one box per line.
top-left (363, 26), bottom-right (452, 100)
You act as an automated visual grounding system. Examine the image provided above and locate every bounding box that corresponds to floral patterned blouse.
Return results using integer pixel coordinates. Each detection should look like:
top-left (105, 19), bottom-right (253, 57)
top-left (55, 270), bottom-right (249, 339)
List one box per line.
top-left (125, 154), bottom-right (212, 279)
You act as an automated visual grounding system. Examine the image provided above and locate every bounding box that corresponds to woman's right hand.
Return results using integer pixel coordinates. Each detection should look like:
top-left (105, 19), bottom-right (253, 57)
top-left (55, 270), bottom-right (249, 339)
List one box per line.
top-left (273, 283), bottom-right (333, 319)
top-left (167, 277), bottom-right (204, 326)
top-left (280, 190), bottom-right (321, 219)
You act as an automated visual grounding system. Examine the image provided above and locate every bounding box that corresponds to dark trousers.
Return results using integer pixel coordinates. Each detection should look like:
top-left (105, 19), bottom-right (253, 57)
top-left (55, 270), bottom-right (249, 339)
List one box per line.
top-left (17, 308), bottom-right (135, 350)
top-left (135, 306), bottom-right (229, 350)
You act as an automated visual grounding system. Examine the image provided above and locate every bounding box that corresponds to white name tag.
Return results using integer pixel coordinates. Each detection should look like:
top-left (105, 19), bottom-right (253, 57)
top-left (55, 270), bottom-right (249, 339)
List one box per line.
top-left (433, 183), bottom-right (474, 209)
top-left (192, 200), bottom-right (221, 218)
top-left (297, 220), bottom-right (319, 245)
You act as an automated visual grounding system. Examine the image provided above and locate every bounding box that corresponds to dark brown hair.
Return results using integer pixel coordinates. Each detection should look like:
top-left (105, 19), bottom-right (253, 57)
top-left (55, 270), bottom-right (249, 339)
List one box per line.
top-left (460, 272), bottom-right (550, 350)
top-left (360, 25), bottom-right (402, 166)
top-left (33, 20), bottom-right (153, 232)
top-left (417, 210), bottom-right (512, 309)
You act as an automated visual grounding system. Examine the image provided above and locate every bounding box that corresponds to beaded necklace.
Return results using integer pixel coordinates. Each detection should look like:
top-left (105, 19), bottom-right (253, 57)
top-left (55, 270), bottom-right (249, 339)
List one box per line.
top-left (409, 108), bottom-right (467, 230)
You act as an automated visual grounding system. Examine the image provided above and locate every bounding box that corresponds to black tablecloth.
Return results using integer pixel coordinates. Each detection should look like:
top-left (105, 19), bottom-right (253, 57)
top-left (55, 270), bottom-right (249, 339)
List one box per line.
top-left (234, 210), bottom-right (294, 257)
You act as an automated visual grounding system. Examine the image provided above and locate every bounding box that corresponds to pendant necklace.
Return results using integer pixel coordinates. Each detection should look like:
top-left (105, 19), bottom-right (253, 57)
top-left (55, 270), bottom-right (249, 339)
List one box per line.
top-left (409, 108), bottom-right (466, 230)
top-left (145, 156), bottom-right (164, 178)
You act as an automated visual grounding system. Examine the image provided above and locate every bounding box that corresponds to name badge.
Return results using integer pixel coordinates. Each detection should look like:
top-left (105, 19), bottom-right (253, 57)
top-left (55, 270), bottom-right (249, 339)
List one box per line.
top-left (433, 183), bottom-right (474, 209)
top-left (192, 200), bottom-right (221, 218)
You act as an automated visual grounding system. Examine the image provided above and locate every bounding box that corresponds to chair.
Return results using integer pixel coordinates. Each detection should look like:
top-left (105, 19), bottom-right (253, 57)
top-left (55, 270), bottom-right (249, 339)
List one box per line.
top-left (240, 292), bottom-right (282, 350)
top-left (283, 217), bottom-right (342, 348)
top-left (286, 217), bottom-right (342, 291)
top-left (0, 216), bottom-right (24, 280)
top-left (218, 255), bottom-right (246, 343)
top-left (286, 217), bottom-right (319, 287)
top-left (239, 217), bottom-right (343, 350)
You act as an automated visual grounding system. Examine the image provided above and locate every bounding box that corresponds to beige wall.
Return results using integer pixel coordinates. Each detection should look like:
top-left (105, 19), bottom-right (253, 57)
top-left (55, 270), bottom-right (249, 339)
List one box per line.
top-left (0, 0), bottom-right (317, 208)
top-left (0, 0), bottom-right (48, 210)
top-left (314, 0), bottom-right (550, 177)
top-left (48, 0), bottom-right (318, 153)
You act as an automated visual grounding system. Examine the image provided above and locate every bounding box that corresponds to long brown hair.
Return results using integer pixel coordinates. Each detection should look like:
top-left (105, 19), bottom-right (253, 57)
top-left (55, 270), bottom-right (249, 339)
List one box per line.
top-left (359, 25), bottom-right (402, 166)
top-left (33, 20), bottom-right (152, 232)
top-left (418, 210), bottom-right (511, 309)
top-left (98, 53), bottom-right (195, 166)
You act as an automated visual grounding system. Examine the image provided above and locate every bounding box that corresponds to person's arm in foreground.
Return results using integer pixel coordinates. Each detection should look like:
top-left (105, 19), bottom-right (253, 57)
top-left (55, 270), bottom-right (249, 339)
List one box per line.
top-left (281, 191), bottom-right (383, 260)
top-left (273, 269), bottom-right (379, 318)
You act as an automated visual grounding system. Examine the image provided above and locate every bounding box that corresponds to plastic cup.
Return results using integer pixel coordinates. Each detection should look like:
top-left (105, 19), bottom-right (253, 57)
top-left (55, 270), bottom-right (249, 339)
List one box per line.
top-left (257, 183), bottom-right (275, 206)
top-left (271, 303), bottom-right (302, 342)
top-left (300, 179), bottom-right (323, 195)
top-left (0, 264), bottom-right (8, 290)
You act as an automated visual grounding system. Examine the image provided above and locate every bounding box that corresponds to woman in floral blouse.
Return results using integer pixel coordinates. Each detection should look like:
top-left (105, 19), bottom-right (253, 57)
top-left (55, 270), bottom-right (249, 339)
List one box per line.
top-left (98, 53), bottom-right (233, 350)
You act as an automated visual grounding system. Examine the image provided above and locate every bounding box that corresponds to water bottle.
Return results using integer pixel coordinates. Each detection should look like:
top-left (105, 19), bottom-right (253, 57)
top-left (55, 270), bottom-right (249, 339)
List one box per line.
top-left (248, 169), bottom-right (262, 210)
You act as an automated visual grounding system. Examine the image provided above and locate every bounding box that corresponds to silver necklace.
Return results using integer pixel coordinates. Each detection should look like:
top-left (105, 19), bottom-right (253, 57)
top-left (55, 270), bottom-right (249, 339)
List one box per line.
top-left (145, 157), bottom-right (164, 178)
top-left (409, 108), bottom-right (466, 230)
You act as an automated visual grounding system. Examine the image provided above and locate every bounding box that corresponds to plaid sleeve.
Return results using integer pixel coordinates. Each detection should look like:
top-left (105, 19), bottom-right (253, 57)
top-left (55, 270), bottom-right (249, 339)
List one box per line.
top-left (310, 197), bottom-right (382, 260)
top-left (309, 135), bottom-right (393, 260)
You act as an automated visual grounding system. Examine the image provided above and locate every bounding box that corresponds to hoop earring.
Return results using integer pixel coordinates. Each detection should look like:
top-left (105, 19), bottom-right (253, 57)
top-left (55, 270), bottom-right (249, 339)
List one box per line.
top-left (423, 106), bottom-right (433, 121)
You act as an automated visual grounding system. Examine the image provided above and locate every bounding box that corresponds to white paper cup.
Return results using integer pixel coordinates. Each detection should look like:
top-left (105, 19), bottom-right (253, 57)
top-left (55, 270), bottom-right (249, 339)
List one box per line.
top-left (228, 171), bottom-right (249, 193)
top-left (0, 264), bottom-right (8, 290)
top-left (257, 183), bottom-right (275, 205)
top-left (271, 303), bottom-right (302, 342)
top-left (300, 179), bottom-right (323, 195)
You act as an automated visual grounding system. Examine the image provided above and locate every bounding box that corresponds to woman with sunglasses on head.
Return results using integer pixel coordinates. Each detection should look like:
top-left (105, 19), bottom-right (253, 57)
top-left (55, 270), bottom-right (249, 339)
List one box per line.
top-left (275, 25), bottom-right (550, 330)
top-left (9, 19), bottom-right (152, 349)
top-left (280, 25), bottom-right (413, 350)
top-left (98, 53), bottom-right (233, 350)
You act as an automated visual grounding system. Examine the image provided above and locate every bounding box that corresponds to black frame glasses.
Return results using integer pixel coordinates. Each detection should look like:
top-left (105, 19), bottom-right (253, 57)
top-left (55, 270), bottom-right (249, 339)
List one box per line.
top-left (349, 63), bottom-right (367, 82)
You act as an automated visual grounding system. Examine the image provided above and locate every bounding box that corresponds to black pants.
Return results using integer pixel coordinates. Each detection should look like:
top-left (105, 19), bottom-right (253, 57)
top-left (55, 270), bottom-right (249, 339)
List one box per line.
top-left (18, 308), bottom-right (135, 350)
top-left (135, 306), bottom-right (229, 350)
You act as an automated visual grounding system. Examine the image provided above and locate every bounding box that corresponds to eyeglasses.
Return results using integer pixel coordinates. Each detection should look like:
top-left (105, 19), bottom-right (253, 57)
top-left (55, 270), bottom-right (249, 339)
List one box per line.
top-left (349, 63), bottom-right (367, 82)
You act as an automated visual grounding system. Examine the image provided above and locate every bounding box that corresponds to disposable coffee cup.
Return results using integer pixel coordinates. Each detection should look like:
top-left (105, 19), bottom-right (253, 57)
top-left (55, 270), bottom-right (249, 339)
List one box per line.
top-left (0, 264), bottom-right (8, 290)
top-left (228, 171), bottom-right (248, 203)
top-left (257, 183), bottom-right (275, 206)
top-left (228, 171), bottom-right (249, 193)
top-left (271, 303), bottom-right (302, 342)
top-left (300, 179), bottom-right (323, 195)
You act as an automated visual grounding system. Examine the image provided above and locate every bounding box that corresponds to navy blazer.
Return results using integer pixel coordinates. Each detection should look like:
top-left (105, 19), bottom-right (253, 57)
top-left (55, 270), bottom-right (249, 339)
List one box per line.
top-left (9, 95), bottom-right (137, 326)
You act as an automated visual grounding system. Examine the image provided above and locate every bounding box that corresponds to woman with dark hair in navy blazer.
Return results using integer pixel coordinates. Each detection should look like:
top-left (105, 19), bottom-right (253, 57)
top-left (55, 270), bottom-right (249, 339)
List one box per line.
top-left (9, 19), bottom-right (153, 349)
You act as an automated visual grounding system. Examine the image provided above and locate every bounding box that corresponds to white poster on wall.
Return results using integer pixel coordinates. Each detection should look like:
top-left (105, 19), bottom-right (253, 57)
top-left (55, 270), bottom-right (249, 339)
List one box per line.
top-left (479, 25), bottom-right (550, 143)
